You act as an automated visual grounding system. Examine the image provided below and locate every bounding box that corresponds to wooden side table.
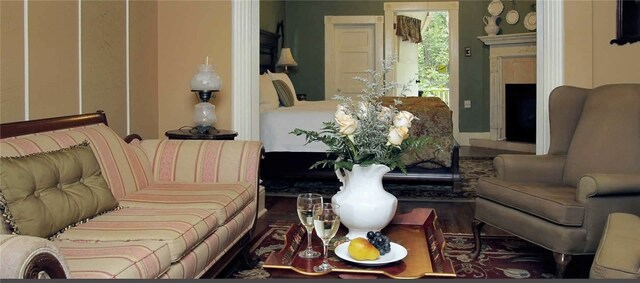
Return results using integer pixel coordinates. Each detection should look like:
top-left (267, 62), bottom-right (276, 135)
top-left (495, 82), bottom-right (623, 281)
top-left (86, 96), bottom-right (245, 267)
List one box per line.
top-left (165, 128), bottom-right (238, 140)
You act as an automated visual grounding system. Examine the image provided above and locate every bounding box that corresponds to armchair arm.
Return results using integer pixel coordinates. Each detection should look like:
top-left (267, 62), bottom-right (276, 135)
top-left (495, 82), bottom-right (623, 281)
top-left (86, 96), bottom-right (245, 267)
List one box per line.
top-left (494, 154), bottom-right (566, 183)
top-left (138, 139), bottom-right (263, 188)
top-left (577, 173), bottom-right (640, 203)
top-left (0, 235), bottom-right (69, 279)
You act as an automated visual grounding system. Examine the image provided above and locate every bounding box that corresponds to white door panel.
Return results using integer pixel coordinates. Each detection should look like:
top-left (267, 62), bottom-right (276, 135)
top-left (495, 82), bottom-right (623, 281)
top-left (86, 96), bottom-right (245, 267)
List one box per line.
top-left (325, 16), bottom-right (383, 100)
top-left (338, 52), bottom-right (371, 72)
top-left (338, 30), bottom-right (371, 48)
top-left (333, 26), bottom-right (374, 97)
top-left (338, 72), bottom-right (368, 95)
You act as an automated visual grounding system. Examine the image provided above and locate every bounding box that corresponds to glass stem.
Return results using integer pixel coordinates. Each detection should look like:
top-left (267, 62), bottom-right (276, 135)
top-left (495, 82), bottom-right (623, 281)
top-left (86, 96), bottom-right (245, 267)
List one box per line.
top-left (306, 228), bottom-right (313, 250)
top-left (323, 243), bottom-right (329, 264)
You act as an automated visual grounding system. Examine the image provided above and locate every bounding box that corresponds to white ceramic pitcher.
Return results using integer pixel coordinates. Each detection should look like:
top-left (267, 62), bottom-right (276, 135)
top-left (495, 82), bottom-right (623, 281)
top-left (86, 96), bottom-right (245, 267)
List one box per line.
top-left (483, 15), bottom-right (500, 36)
top-left (332, 164), bottom-right (397, 239)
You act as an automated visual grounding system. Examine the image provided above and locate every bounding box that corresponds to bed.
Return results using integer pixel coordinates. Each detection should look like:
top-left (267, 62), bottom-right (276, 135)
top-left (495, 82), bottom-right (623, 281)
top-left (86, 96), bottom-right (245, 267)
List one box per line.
top-left (258, 29), bottom-right (460, 187)
top-left (261, 100), bottom-right (337, 152)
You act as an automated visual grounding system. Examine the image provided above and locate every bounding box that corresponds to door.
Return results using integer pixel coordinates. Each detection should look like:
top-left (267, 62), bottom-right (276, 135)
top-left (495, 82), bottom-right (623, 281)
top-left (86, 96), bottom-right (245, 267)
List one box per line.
top-left (384, 2), bottom-right (460, 141)
top-left (325, 16), bottom-right (383, 100)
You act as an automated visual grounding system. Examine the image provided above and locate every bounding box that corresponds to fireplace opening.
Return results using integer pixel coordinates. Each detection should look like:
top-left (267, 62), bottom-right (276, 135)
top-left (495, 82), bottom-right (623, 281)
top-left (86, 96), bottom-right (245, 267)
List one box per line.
top-left (505, 84), bottom-right (536, 143)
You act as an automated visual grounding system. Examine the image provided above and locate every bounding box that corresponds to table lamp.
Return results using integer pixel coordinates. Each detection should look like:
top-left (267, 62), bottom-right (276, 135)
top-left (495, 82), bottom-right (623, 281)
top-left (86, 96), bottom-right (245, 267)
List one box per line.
top-left (276, 48), bottom-right (298, 73)
top-left (190, 57), bottom-right (221, 134)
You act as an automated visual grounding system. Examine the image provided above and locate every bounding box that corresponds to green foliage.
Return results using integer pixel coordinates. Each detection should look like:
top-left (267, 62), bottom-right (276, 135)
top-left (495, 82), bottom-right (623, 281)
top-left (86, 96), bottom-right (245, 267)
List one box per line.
top-left (417, 12), bottom-right (450, 92)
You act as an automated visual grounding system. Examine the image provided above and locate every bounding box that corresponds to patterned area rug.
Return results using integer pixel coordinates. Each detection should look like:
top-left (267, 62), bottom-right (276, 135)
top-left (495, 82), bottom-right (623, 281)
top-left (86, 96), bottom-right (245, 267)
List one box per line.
top-left (230, 225), bottom-right (556, 279)
top-left (264, 158), bottom-right (495, 201)
top-left (445, 234), bottom-right (555, 279)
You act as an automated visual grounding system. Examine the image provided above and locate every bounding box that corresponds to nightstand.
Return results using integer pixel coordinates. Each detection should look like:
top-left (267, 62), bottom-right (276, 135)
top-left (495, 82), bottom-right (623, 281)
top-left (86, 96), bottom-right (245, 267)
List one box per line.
top-left (165, 128), bottom-right (238, 140)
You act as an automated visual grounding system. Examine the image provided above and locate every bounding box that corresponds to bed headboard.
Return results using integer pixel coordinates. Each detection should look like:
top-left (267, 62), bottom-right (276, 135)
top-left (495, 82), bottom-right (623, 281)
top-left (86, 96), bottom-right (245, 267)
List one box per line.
top-left (259, 21), bottom-right (283, 74)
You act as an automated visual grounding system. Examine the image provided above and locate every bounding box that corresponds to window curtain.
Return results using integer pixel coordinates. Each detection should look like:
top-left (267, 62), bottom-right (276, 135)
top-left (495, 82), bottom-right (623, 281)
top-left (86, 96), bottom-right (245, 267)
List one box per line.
top-left (396, 15), bottom-right (422, 43)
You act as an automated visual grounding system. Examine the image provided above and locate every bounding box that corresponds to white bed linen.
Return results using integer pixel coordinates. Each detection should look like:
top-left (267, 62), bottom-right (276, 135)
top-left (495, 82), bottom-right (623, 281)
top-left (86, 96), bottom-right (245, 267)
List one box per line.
top-left (260, 100), bottom-right (339, 152)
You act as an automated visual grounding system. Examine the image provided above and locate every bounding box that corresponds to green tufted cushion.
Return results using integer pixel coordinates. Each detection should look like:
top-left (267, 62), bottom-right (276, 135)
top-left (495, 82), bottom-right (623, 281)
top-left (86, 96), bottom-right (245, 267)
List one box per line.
top-left (0, 141), bottom-right (118, 238)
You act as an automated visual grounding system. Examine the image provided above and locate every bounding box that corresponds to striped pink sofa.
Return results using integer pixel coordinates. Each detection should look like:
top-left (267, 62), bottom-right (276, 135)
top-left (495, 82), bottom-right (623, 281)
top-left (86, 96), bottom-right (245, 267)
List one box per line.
top-left (0, 112), bottom-right (262, 279)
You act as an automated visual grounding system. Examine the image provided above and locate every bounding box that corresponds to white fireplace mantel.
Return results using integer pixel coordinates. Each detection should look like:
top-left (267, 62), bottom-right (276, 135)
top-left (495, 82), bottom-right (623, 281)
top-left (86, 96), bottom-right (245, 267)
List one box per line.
top-left (479, 32), bottom-right (537, 141)
top-left (478, 32), bottom-right (536, 46)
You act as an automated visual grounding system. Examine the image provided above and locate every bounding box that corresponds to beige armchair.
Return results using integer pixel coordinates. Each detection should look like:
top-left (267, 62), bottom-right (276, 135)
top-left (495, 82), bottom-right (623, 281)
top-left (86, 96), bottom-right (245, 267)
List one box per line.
top-left (589, 213), bottom-right (640, 279)
top-left (471, 84), bottom-right (640, 278)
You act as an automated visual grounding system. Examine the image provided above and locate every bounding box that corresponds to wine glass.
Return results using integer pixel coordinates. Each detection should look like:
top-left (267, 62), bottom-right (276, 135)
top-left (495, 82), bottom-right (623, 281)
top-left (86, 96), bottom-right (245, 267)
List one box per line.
top-left (296, 193), bottom-right (323, 258)
top-left (313, 203), bottom-right (340, 272)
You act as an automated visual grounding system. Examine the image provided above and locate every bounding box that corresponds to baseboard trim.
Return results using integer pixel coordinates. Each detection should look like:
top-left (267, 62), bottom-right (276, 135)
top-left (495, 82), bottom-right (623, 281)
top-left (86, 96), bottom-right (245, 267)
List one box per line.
top-left (469, 138), bottom-right (536, 153)
top-left (458, 132), bottom-right (491, 146)
top-left (258, 209), bottom-right (268, 219)
top-left (257, 185), bottom-right (267, 218)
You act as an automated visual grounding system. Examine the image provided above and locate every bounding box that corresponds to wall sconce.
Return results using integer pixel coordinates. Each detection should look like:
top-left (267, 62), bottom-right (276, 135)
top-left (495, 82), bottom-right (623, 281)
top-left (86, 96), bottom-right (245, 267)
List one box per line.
top-left (276, 48), bottom-right (298, 73)
top-left (190, 57), bottom-right (221, 134)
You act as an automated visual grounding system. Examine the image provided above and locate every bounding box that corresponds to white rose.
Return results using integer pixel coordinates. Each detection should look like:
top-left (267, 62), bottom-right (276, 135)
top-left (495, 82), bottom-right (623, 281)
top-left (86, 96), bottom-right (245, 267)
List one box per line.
top-left (378, 106), bottom-right (392, 120)
top-left (393, 111), bottom-right (416, 128)
top-left (335, 110), bottom-right (357, 135)
top-left (387, 126), bottom-right (409, 146)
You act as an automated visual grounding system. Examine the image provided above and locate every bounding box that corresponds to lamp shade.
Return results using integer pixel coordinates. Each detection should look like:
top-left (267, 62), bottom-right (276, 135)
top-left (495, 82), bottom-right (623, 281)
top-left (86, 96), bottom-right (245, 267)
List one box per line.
top-left (276, 48), bottom-right (298, 66)
top-left (190, 58), bottom-right (221, 91)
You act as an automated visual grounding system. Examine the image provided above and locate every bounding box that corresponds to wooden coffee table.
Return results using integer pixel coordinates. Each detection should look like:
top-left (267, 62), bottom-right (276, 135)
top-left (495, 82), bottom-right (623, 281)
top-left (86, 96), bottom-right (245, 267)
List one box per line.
top-left (263, 208), bottom-right (456, 279)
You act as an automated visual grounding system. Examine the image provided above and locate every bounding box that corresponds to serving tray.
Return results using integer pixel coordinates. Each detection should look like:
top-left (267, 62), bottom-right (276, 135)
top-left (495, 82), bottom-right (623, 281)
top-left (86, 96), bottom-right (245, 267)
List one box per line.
top-left (262, 208), bottom-right (457, 279)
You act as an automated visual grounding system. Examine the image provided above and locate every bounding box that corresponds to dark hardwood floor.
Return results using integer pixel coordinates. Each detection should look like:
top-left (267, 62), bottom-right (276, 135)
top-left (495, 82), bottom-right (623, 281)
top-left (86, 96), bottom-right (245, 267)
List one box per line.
top-left (254, 196), bottom-right (509, 238)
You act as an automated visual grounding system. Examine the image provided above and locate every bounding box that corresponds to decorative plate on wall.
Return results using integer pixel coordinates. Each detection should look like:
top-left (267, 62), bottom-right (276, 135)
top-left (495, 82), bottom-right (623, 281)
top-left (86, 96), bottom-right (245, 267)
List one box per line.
top-left (506, 10), bottom-right (519, 25)
top-left (488, 0), bottom-right (504, 16)
top-left (524, 11), bottom-right (536, 31)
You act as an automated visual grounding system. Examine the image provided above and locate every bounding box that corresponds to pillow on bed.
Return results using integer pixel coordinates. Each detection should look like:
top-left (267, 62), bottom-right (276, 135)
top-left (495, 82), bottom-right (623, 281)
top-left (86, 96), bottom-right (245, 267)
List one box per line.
top-left (266, 70), bottom-right (299, 101)
top-left (273, 79), bottom-right (296, 107)
top-left (259, 74), bottom-right (280, 111)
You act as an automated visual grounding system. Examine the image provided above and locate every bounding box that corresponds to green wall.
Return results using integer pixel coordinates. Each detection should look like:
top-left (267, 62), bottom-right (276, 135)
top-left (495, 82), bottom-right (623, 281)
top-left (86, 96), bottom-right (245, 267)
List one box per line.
top-left (458, 0), bottom-right (536, 132)
top-left (260, 0), bottom-right (285, 33)
top-left (460, 0), bottom-right (489, 132)
top-left (269, 0), bottom-right (535, 133)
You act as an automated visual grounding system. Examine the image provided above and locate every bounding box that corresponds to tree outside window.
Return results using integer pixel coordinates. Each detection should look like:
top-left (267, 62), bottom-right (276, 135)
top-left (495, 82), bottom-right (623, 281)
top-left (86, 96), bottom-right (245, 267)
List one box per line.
top-left (417, 12), bottom-right (450, 103)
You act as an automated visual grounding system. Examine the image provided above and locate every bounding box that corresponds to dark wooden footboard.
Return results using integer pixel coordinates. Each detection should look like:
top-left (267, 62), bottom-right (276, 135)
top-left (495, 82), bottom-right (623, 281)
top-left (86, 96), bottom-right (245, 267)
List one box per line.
top-left (261, 143), bottom-right (461, 185)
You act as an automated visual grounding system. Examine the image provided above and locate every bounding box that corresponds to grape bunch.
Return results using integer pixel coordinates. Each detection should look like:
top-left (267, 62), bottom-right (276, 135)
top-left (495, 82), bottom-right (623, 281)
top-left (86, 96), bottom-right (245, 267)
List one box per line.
top-left (366, 231), bottom-right (391, 255)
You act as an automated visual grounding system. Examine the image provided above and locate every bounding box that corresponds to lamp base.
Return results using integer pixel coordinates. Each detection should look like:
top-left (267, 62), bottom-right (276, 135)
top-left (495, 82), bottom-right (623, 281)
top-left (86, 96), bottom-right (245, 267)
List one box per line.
top-left (193, 125), bottom-right (218, 135)
top-left (192, 90), bottom-right (219, 103)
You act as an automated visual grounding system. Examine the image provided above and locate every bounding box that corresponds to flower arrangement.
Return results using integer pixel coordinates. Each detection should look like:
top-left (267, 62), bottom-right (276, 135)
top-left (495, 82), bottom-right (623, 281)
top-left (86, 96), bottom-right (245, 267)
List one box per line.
top-left (291, 59), bottom-right (428, 172)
